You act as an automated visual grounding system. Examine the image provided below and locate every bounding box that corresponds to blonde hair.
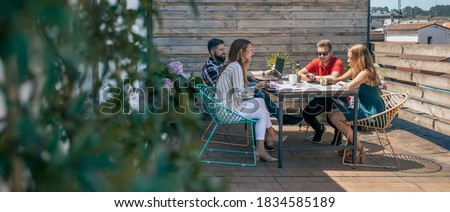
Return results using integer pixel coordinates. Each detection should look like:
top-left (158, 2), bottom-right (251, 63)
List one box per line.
top-left (220, 39), bottom-right (252, 87)
top-left (348, 44), bottom-right (380, 87)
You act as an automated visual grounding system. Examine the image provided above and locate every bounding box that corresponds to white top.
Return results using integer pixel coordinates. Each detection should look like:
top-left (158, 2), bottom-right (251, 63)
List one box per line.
top-left (215, 62), bottom-right (255, 112)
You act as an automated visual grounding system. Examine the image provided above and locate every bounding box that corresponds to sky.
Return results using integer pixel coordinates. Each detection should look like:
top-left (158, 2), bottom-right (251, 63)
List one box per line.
top-left (371, 0), bottom-right (449, 10)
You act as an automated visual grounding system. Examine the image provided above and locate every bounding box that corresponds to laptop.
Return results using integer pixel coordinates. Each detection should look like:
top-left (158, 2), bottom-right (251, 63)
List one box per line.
top-left (254, 57), bottom-right (285, 81)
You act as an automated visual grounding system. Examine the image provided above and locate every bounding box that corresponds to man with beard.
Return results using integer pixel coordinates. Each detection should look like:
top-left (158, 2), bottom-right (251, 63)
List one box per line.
top-left (202, 38), bottom-right (226, 87)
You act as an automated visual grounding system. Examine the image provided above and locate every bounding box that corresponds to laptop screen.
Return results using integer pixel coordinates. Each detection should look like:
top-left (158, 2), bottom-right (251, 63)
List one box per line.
top-left (251, 57), bottom-right (285, 81)
top-left (274, 57), bottom-right (285, 76)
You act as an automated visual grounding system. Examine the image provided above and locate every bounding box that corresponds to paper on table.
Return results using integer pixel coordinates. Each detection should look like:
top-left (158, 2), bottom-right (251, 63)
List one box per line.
top-left (270, 81), bottom-right (345, 91)
top-left (328, 85), bottom-right (346, 90)
top-left (269, 82), bottom-right (302, 90)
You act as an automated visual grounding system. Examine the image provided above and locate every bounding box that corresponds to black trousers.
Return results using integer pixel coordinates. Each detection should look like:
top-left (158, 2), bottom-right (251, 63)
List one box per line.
top-left (301, 97), bottom-right (347, 142)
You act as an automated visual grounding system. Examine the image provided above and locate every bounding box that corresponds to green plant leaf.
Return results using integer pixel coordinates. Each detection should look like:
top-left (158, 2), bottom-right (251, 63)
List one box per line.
top-left (0, 0), bottom-right (225, 192)
top-left (266, 52), bottom-right (293, 68)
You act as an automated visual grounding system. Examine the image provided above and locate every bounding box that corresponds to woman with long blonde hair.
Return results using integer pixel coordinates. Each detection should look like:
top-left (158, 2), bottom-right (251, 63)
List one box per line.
top-left (328, 44), bottom-right (385, 163)
top-left (216, 39), bottom-right (282, 162)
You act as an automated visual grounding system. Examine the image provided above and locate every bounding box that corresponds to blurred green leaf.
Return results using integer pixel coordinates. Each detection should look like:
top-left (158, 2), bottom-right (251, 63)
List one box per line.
top-left (0, 0), bottom-right (224, 192)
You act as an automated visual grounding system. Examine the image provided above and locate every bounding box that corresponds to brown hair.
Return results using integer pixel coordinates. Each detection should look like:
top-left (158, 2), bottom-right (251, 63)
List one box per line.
top-left (348, 44), bottom-right (380, 86)
top-left (220, 39), bottom-right (252, 87)
top-left (317, 39), bottom-right (332, 51)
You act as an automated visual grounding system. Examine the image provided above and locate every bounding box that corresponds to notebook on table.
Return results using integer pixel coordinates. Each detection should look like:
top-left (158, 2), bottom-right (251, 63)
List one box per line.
top-left (254, 57), bottom-right (285, 81)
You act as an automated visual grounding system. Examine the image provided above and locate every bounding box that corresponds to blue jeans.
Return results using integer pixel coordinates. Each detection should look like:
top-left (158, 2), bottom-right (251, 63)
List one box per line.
top-left (247, 81), bottom-right (257, 87)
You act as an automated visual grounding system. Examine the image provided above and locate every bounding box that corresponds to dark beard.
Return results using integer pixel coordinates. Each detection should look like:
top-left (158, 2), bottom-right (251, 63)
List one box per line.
top-left (215, 54), bottom-right (226, 63)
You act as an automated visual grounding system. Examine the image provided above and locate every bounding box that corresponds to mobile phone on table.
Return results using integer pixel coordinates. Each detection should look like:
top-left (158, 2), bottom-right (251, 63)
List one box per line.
top-left (306, 74), bottom-right (317, 81)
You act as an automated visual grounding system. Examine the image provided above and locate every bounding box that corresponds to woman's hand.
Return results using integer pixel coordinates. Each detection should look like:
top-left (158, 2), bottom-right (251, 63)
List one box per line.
top-left (263, 69), bottom-right (280, 78)
top-left (262, 69), bottom-right (272, 76)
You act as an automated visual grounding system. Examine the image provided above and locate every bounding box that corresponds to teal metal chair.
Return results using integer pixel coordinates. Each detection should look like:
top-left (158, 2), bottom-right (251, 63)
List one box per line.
top-left (196, 84), bottom-right (258, 166)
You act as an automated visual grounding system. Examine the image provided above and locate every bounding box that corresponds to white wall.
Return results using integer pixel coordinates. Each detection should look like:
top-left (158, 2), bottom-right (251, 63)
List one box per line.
top-left (418, 26), bottom-right (450, 44)
top-left (385, 32), bottom-right (418, 42)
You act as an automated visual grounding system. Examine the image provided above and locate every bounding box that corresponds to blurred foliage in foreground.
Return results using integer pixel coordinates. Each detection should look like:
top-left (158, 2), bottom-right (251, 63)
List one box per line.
top-left (0, 0), bottom-right (225, 191)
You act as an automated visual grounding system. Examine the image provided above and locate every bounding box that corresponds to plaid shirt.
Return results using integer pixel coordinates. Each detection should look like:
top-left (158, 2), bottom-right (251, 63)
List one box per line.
top-left (201, 57), bottom-right (224, 87)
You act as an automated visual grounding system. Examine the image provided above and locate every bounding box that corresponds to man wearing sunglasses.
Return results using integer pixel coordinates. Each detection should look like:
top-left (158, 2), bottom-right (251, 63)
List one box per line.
top-left (296, 40), bottom-right (345, 145)
top-left (297, 39), bottom-right (344, 81)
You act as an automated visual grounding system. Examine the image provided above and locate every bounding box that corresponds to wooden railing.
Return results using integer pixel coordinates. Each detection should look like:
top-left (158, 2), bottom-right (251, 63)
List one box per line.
top-left (373, 42), bottom-right (450, 136)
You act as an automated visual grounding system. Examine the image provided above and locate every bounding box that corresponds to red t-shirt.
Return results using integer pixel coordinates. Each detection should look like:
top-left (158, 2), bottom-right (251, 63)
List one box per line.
top-left (304, 57), bottom-right (344, 76)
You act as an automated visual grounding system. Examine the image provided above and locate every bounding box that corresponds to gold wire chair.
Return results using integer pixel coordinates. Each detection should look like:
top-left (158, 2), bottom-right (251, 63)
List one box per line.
top-left (342, 93), bottom-right (408, 168)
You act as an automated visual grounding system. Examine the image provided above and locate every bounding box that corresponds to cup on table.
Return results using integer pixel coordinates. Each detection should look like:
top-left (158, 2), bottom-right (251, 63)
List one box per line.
top-left (288, 74), bottom-right (298, 85)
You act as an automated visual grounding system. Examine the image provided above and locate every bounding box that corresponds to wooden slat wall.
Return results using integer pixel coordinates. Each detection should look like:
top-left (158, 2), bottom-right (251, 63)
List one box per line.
top-left (373, 42), bottom-right (450, 135)
top-left (153, 0), bottom-right (368, 74)
top-left (377, 67), bottom-right (450, 91)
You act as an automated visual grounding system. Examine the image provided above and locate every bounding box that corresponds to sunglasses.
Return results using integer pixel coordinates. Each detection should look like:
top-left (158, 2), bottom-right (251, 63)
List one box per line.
top-left (317, 52), bottom-right (329, 56)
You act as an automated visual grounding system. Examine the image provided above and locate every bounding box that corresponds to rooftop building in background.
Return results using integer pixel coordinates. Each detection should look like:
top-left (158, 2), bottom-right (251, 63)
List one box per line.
top-left (384, 22), bottom-right (450, 44)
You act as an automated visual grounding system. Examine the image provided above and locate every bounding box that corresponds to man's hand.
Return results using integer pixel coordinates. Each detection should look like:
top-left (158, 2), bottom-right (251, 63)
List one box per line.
top-left (305, 73), bottom-right (317, 81)
top-left (319, 77), bottom-right (333, 85)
